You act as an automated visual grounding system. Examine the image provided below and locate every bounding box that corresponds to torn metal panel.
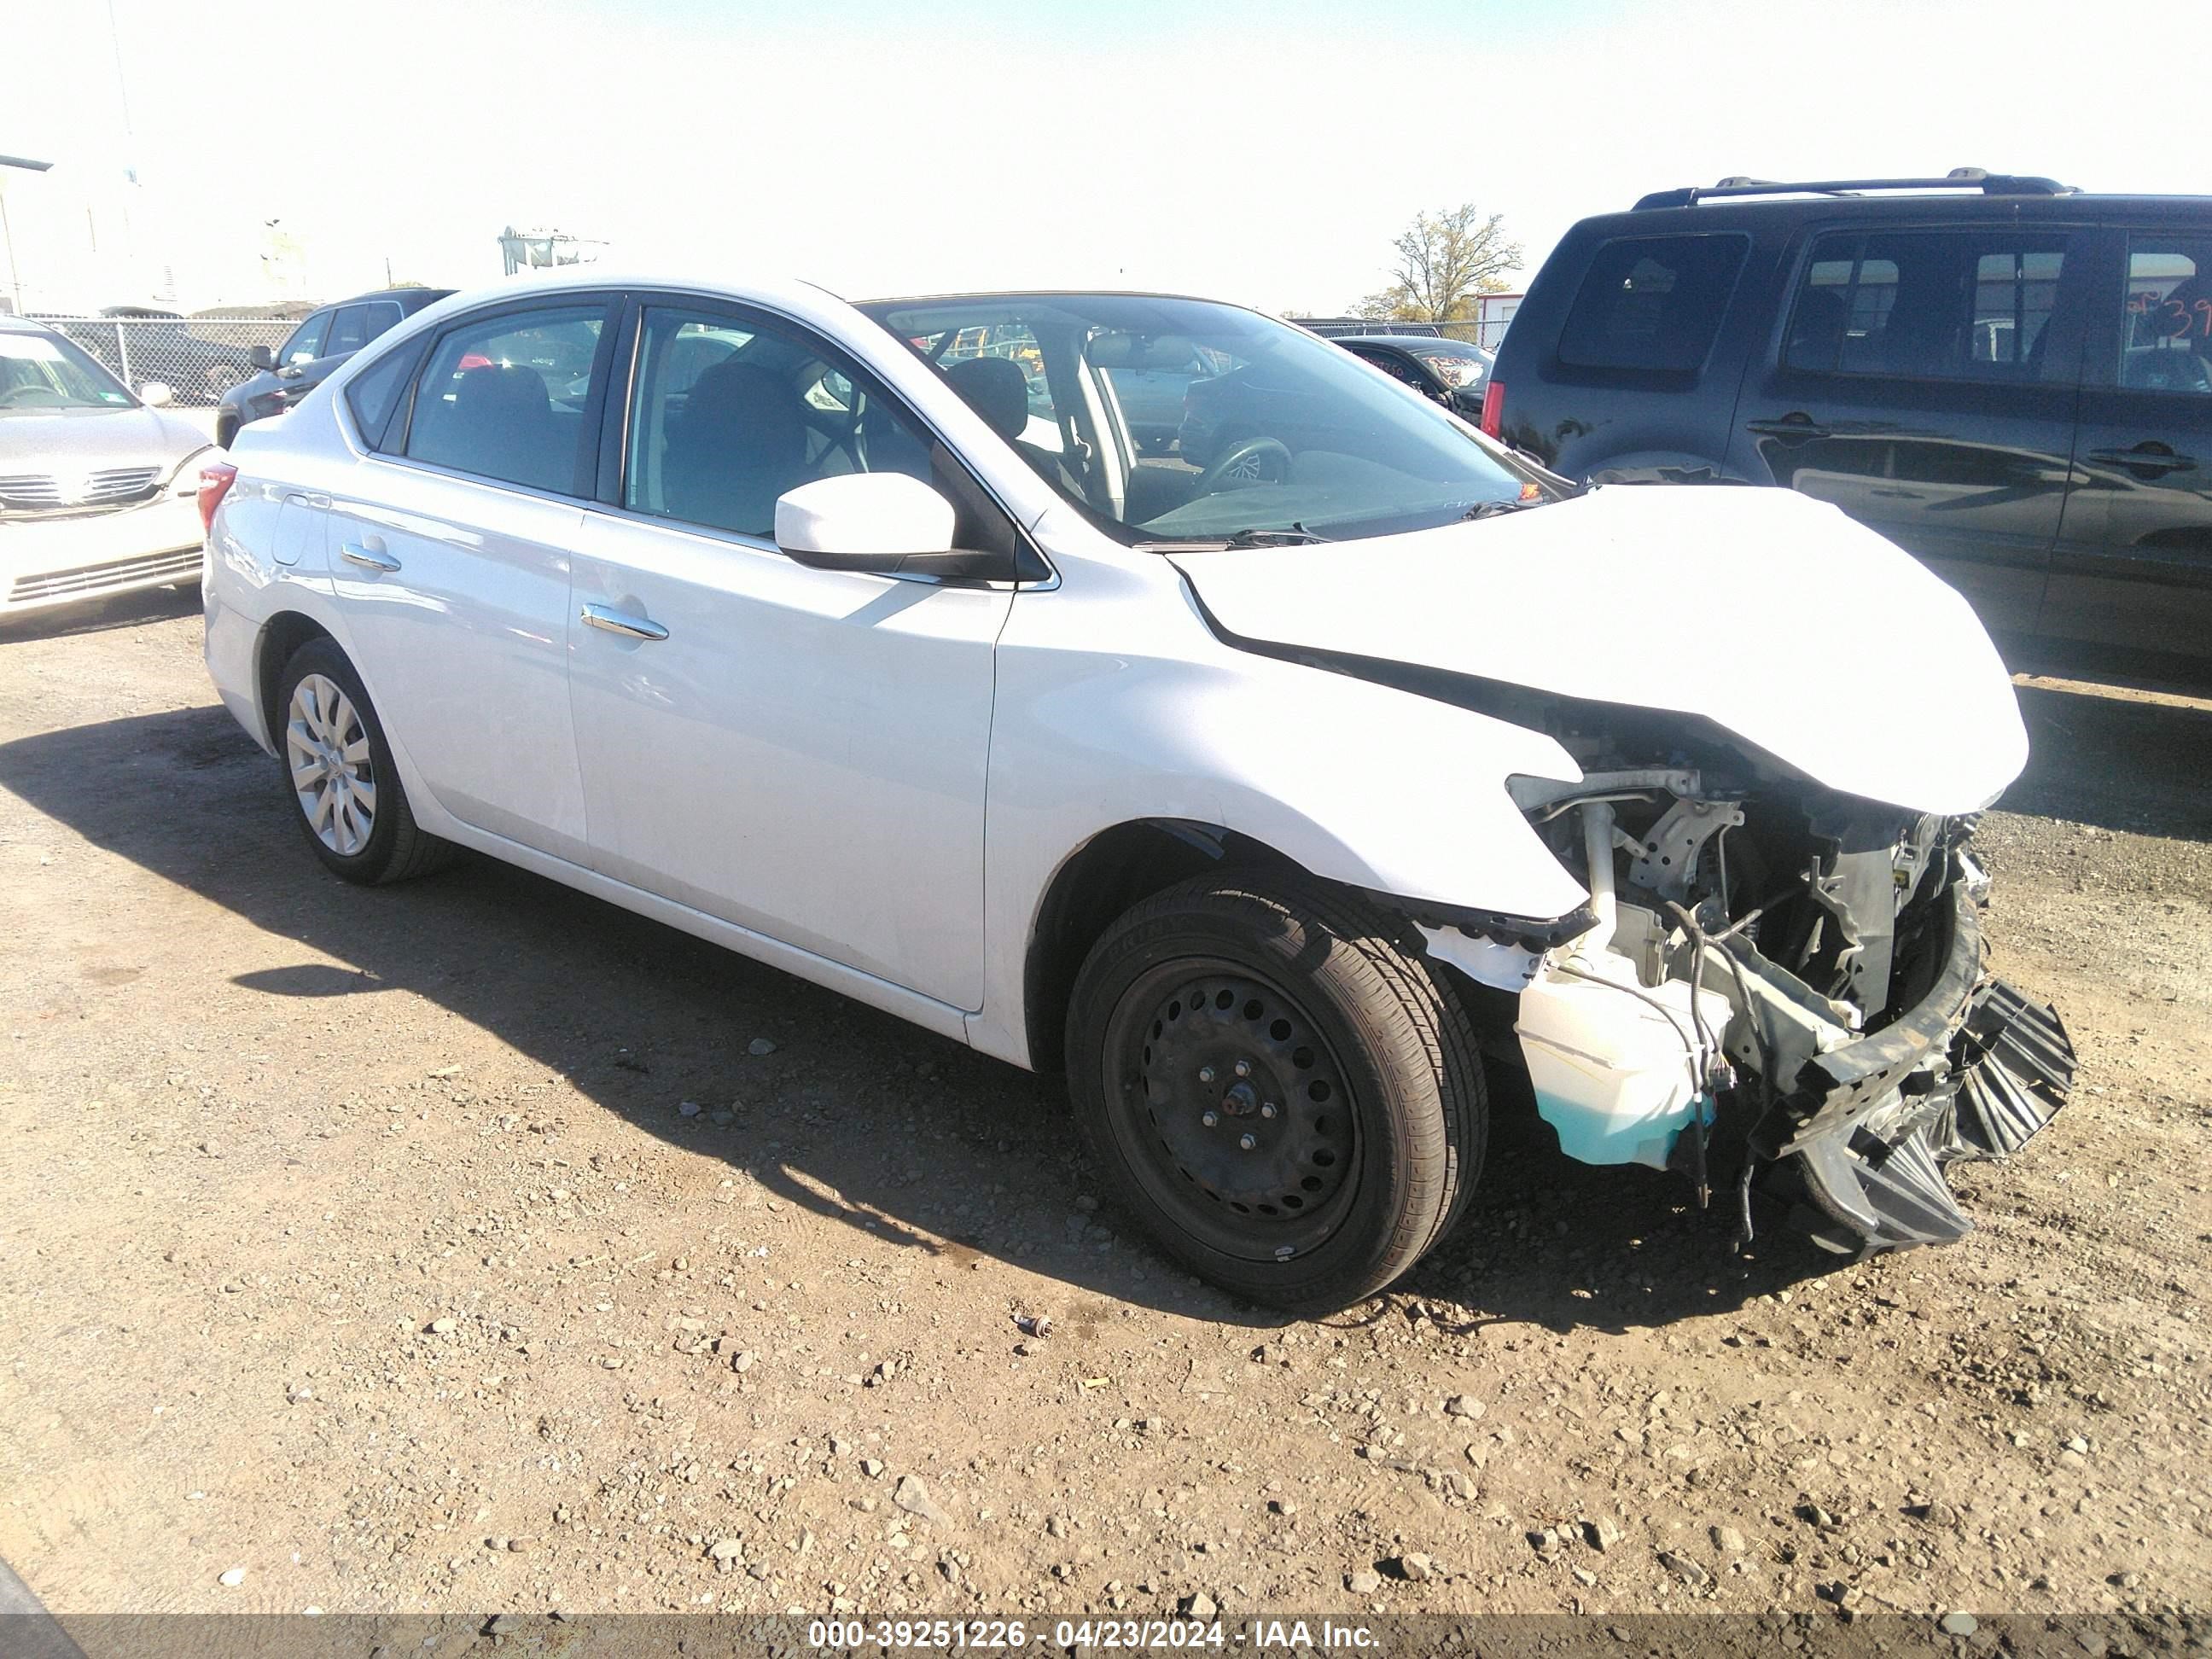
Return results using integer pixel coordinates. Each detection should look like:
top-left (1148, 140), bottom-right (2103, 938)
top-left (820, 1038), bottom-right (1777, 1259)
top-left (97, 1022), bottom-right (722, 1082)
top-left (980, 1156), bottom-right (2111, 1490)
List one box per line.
top-left (1429, 750), bottom-right (2075, 1257)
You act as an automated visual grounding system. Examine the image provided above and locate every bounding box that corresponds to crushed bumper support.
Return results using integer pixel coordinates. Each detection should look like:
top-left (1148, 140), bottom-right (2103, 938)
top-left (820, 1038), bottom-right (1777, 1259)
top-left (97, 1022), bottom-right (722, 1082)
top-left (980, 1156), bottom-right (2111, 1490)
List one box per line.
top-left (1755, 884), bottom-right (2076, 1253)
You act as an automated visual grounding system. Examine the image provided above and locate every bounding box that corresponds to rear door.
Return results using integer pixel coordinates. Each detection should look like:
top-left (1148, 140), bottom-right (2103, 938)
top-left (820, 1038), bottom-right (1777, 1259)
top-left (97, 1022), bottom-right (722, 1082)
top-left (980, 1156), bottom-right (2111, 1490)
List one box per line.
top-left (324, 294), bottom-right (620, 863)
top-left (1726, 223), bottom-right (2093, 635)
top-left (2042, 224), bottom-right (2212, 656)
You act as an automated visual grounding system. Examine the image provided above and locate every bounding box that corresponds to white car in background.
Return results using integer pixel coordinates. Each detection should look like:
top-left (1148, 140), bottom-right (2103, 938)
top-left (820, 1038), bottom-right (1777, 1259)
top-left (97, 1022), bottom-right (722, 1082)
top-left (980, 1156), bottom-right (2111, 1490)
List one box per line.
top-left (200, 272), bottom-right (2074, 1312)
top-left (1, 315), bottom-right (212, 615)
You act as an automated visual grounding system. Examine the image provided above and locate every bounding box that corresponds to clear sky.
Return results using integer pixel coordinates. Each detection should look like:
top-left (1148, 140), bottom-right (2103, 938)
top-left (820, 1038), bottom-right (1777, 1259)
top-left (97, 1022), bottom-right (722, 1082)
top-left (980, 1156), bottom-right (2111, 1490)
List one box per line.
top-left (5, 0), bottom-right (2207, 313)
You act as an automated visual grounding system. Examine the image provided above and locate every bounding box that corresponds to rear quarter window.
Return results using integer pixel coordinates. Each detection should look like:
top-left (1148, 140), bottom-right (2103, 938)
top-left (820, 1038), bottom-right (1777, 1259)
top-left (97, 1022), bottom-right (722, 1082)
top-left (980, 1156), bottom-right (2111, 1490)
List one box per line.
top-left (345, 336), bottom-right (430, 451)
top-left (1556, 233), bottom-right (1749, 374)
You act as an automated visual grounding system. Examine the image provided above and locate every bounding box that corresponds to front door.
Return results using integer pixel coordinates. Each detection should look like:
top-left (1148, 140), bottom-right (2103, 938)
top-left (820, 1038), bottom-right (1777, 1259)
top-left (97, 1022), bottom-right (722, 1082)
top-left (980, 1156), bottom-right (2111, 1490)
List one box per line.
top-left (1727, 224), bottom-right (2093, 637)
top-left (567, 301), bottom-right (1010, 1009)
top-left (328, 295), bottom-right (619, 863)
top-left (2042, 226), bottom-right (2212, 658)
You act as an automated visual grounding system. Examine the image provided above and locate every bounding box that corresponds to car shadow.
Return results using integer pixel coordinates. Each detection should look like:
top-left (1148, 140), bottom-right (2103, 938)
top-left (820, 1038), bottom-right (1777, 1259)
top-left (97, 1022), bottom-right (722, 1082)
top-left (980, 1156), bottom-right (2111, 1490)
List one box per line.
top-left (0, 585), bottom-right (202, 645)
top-left (1999, 680), bottom-right (2212, 842)
top-left (0, 703), bottom-right (1843, 1334)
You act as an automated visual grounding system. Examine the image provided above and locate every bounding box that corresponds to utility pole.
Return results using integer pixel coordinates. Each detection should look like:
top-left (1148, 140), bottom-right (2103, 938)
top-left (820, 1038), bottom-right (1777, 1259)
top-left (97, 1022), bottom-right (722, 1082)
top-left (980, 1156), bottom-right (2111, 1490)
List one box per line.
top-left (0, 154), bottom-right (55, 316)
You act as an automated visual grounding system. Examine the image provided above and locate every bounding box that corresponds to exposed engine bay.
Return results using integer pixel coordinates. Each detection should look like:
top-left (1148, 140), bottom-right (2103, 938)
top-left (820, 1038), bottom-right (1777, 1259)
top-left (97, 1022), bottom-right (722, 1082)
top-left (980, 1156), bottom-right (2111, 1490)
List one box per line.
top-left (1420, 719), bottom-right (2076, 1254)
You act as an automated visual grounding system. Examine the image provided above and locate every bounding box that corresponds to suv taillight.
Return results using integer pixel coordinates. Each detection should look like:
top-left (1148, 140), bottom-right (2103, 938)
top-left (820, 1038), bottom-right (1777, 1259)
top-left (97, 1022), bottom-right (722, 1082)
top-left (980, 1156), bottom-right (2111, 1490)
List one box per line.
top-left (1479, 379), bottom-right (1505, 439)
top-left (197, 462), bottom-right (239, 534)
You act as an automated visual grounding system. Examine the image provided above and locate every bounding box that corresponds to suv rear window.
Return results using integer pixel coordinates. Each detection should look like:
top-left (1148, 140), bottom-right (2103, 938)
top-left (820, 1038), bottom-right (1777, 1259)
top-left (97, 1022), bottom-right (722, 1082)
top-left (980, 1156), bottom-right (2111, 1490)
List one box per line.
top-left (1557, 234), bottom-right (1749, 373)
top-left (1784, 230), bottom-right (2069, 381)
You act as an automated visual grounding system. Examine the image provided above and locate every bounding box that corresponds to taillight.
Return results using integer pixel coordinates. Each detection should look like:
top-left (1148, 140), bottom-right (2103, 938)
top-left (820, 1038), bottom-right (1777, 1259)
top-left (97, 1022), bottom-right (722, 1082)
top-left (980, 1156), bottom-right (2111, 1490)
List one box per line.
top-left (197, 462), bottom-right (239, 534)
top-left (1479, 379), bottom-right (1505, 439)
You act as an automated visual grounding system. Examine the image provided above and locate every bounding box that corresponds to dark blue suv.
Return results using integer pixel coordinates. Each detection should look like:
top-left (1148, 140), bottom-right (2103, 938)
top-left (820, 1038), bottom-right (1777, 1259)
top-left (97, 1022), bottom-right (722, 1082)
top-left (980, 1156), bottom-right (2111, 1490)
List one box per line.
top-left (215, 286), bottom-right (453, 449)
top-left (1487, 172), bottom-right (2212, 665)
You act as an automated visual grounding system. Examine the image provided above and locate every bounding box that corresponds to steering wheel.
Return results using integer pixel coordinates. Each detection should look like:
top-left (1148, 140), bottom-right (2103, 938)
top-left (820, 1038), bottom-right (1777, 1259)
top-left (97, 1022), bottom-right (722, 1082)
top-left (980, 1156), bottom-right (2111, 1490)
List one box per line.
top-left (1195, 435), bottom-right (1291, 494)
top-left (0, 384), bottom-right (49, 407)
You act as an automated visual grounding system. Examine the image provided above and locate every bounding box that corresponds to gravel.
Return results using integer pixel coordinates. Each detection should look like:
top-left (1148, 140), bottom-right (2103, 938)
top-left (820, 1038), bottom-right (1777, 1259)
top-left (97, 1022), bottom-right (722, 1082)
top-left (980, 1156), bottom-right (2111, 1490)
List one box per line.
top-left (0, 599), bottom-right (2206, 1619)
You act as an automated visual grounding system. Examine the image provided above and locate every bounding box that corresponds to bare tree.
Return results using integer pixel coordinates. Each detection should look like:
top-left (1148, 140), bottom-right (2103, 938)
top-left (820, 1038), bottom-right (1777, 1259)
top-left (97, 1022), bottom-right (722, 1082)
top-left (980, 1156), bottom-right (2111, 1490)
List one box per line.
top-left (1357, 203), bottom-right (1521, 322)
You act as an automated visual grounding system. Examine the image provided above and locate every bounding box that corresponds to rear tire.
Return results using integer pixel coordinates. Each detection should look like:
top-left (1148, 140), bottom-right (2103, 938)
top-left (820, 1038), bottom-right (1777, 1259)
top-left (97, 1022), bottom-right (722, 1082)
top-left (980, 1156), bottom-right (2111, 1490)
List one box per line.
top-left (273, 637), bottom-right (456, 885)
top-left (1066, 874), bottom-right (1484, 1313)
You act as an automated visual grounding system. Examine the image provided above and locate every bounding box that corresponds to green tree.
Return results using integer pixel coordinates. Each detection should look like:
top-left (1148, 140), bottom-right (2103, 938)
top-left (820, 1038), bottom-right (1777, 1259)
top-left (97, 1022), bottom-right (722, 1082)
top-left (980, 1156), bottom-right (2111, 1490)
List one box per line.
top-left (1357, 202), bottom-right (1521, 323)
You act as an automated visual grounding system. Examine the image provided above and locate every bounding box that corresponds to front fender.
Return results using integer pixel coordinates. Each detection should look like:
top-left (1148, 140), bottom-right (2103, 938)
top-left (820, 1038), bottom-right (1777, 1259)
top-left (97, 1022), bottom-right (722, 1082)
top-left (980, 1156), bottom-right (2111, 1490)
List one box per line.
top-left (968, 577), bottom-right (1590, 1066)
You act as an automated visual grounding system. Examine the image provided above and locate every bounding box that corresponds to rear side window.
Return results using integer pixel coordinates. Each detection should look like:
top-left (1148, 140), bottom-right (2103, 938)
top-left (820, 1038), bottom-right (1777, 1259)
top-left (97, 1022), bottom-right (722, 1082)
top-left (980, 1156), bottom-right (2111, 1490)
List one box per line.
top-left (404, 305), bottom-right (607, 495)
top-left (1784, 230), bottom-right (2070, 381)
top-left (345, 336), bottom-right (428, 448)
top-left (1557, 234), bottom-right (1749, 373)
top-left (2119, 236), bottom-right (2212, 394)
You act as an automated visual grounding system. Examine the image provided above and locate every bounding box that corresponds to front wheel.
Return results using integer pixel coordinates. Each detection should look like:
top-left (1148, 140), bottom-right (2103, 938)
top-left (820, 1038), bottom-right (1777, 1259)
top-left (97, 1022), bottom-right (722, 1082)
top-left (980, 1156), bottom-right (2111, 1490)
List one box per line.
top-left (1066, 875), bottom-right (1485, 1312)
top-left (274, 637), bottom-right (456, 884)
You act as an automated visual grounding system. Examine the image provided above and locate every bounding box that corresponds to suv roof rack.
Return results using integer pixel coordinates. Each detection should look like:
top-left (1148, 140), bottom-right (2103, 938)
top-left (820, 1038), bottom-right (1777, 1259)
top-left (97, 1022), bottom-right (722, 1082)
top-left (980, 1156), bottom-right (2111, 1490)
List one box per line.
top-left (1632, 167), bottom-right (2077, 211)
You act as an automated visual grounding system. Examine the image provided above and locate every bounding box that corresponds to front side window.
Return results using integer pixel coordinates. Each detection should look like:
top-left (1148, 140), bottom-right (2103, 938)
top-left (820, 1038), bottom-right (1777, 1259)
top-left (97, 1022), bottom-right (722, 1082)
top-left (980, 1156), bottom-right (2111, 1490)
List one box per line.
top-left (282, 312), bottom-right (330, 366)
top-left (1785, 230), bottom-right (2069, 381)
top-left (864, 293), bottom-right (1544, 546)
top-left (404, 305), bottom-right (606, 494)
top-left (1557, 234), bottom-right (1749, 374)
top-left (624, 307), bottom-right (931, 538)
top-left (2120, 236), bottom-right (2212, 395)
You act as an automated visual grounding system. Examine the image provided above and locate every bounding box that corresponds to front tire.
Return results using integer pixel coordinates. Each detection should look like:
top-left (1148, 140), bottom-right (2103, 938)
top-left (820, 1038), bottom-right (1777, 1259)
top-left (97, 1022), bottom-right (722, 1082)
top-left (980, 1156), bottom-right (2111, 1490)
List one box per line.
top-left (1067, 874), bottom-right (1485, 1312)
top-left (273, 638), bottom-right (455, 884)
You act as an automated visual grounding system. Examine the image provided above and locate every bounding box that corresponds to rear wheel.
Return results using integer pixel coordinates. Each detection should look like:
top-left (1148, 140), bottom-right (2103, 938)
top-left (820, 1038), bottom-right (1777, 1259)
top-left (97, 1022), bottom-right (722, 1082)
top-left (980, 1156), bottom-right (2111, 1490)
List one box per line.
top-left (274, 638), bottom-right (455, 884)
top-left (1067, 874), bottom-right (1484, 1312)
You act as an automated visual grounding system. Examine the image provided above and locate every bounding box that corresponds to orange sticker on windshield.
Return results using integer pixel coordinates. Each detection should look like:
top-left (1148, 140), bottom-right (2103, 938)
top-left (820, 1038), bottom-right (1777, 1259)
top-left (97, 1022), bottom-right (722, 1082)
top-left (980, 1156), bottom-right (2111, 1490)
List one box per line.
top-left (1520, 481), bottom-right (1544, 501)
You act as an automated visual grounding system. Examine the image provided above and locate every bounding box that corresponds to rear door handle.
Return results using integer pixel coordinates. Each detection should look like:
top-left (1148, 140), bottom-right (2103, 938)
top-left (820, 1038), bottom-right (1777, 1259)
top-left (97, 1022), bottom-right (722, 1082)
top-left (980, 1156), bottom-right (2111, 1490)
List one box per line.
top-left (2086, 444), bottom-right (2196, 475)
top-left (1744, 414), bottom-right (1832, 442)
top-left (340, 542), bottom-right (400, 573)
top-left (580, 602), bottom-right (669, 642)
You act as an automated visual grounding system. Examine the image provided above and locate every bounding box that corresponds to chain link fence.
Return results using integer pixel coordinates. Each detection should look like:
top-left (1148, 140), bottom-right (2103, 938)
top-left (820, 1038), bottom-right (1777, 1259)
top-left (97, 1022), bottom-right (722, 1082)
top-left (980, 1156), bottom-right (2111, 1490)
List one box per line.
top-left (29, 316), bottom-right (298, 406)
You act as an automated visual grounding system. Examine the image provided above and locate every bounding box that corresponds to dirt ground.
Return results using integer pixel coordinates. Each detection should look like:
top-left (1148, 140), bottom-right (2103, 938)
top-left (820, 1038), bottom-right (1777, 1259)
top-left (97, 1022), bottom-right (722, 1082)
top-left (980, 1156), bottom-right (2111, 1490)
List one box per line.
top-left (1, 589), bottom-right (2207, 1626)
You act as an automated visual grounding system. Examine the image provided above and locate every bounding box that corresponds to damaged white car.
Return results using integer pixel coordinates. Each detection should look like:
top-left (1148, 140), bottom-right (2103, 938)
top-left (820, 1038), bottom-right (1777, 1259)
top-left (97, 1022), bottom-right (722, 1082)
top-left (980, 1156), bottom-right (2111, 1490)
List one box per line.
top-left (201, 277), bottom-right (2073, 1312)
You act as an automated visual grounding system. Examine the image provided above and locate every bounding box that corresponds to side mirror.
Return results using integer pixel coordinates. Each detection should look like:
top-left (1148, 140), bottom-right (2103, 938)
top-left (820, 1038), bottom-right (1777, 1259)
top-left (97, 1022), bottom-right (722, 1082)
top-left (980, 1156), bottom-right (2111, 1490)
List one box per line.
top-left (249, 345), bottom-right (276, 371)
top-left (137, 381), bottom-right (174, 407)
top-left (774, 474), bottom-right (1005, 580)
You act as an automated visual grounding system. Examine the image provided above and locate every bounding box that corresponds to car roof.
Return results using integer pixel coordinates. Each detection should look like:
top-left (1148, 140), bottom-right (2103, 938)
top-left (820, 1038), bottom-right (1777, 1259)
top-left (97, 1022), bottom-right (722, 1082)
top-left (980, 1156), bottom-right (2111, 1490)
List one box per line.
top-left (1616, 171), bottom-right (2212, 220)
top-left (0, 313), bottom-right (61, 337)
top-left (1332, 334), bottom-right (1487, 355)
top-left (329, 287), bottom-right (457, 310)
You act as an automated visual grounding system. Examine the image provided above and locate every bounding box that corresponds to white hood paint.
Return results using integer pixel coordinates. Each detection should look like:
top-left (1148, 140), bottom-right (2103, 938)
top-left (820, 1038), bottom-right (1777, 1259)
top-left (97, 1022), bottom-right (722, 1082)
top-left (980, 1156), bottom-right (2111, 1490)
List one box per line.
top-left (1171, 486), bottom-right (2029, 817)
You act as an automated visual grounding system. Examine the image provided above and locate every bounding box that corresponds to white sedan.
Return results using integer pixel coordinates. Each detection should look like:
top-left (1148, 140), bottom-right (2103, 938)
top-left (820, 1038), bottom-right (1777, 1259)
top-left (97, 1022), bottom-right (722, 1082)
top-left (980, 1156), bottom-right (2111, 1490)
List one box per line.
top-left (201, 272), bottom-right (2073, 1310)
top-left (2, 316), bottom-right (212, 615)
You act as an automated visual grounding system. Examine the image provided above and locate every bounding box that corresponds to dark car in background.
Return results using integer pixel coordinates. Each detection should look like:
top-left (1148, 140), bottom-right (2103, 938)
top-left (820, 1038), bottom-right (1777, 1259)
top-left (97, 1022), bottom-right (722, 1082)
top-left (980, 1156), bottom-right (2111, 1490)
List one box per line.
top-left (1333, 334), bottom-right (1493, 418)
top-left (32, 307), bottom-right (264, 405)
top-left (1487, 170), bottom-right (2212, 664)
top-left (215, 286), bottom-right (453, 448)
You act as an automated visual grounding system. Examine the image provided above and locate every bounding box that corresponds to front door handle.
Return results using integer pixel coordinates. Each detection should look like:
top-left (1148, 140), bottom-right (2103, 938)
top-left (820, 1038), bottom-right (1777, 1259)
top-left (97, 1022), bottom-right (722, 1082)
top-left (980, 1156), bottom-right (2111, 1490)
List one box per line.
top-left (580, 602), bottom-right (669, 642)
top-left (340, 543), bottom-right (400, 573)
top-left (2086, 444), bottom-right (2196, 476)
top-left (1745, 413), bottom-right (1832, 442)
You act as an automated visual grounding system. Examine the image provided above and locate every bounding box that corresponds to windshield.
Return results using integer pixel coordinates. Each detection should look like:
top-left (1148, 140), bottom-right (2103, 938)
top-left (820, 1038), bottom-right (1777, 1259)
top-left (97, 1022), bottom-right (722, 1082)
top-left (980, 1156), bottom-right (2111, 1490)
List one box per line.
top-left (0, 330), bottom-right (137, 415)
top-left (859, 294), bottom-right (1545, 546)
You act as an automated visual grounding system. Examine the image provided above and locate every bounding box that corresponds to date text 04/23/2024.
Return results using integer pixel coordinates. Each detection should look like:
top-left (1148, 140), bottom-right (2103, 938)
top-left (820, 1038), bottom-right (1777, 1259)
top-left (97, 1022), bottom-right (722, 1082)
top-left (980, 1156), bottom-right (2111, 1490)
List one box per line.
top-left (804, 1620), bottom-right (1379, 1650)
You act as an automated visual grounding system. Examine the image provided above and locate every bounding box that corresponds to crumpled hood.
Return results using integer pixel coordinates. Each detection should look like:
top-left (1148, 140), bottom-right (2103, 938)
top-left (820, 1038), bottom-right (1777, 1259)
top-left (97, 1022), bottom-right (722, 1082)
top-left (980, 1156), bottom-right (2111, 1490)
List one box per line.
top-left (1170, 486), bottom-right (2028, 816)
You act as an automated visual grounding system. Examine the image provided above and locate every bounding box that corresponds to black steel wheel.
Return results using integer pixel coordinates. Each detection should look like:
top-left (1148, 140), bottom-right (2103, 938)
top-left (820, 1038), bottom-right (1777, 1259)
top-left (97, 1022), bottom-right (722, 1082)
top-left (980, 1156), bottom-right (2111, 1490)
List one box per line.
top-left (1067, 874), bottom-right (1485, 1312)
